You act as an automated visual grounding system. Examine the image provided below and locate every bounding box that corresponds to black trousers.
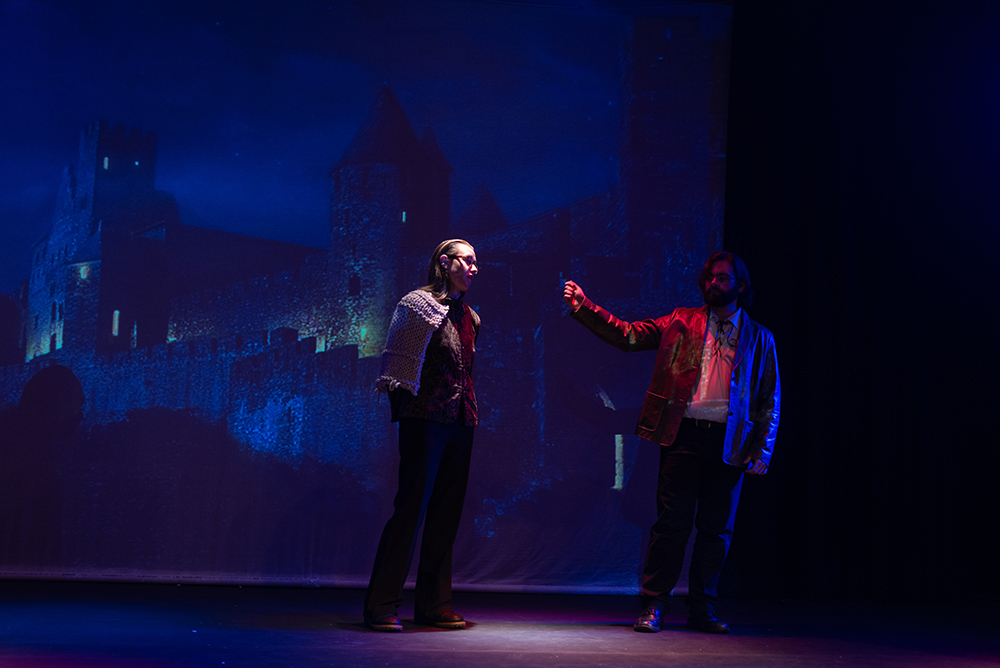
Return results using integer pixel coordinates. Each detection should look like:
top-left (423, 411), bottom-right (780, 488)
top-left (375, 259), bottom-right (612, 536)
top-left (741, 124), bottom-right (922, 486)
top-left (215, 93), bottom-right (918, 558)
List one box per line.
top-left (364, 417), bottom-right (474, 619)
top-left (640, 418), bottom-right (744, 610)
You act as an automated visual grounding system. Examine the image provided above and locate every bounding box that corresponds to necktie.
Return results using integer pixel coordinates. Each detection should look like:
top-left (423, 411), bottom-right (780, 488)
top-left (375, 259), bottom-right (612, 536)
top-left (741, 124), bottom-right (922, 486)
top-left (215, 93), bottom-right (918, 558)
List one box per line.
top-left (715, 319), bottom-right (733, 356)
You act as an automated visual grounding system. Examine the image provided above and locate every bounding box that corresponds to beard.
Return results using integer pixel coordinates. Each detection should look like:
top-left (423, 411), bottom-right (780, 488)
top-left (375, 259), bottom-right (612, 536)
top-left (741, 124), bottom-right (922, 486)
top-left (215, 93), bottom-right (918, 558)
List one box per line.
top-left (704, 283), bottom-right (740, 308)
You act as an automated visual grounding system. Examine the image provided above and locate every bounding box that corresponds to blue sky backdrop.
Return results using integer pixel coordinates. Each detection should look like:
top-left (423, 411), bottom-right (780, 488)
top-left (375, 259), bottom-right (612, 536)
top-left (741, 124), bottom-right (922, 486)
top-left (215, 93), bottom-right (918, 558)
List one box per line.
top-left (0, 0), bottom-right (728, 293)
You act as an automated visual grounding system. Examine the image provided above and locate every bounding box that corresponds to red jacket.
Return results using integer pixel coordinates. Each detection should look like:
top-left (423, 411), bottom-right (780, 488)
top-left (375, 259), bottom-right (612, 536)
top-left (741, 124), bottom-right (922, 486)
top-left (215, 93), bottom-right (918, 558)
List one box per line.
top-left (572, 298), bottom-right (780, 467)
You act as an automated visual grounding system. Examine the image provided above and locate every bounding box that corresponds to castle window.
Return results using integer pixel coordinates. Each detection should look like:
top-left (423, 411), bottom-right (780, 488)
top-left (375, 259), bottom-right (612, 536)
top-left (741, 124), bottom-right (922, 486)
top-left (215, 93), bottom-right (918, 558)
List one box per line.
top-left (51, 302), bottom-right (57, 320)
top-left (349, 274), bottom-right (361, 296)
top-left (134, 161), bottom-right (139, 166)
top-left (50, 334), bottom-right (56, 353)
top-left (103, 157), bottom-right (109, 170)
top-left (79, 265), bottom-right (90, 280)
top-left (112, 310), bottom-right (120, 337)
top-left (131, 322), bottom-right (137, 349)
top-left (401, 211), bottom-right (406, 222)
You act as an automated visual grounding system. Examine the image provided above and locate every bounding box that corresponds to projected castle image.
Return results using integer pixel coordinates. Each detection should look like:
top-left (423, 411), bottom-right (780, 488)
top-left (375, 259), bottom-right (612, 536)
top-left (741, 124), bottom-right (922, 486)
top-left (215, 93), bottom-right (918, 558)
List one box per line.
top-left (0, 17), bottom-right (730, 587)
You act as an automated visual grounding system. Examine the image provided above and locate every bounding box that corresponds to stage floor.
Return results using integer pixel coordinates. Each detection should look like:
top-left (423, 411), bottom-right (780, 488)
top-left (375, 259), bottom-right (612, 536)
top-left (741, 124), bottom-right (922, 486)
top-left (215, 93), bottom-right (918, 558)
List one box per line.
top-left (0, 580), bottom-right (996, 667)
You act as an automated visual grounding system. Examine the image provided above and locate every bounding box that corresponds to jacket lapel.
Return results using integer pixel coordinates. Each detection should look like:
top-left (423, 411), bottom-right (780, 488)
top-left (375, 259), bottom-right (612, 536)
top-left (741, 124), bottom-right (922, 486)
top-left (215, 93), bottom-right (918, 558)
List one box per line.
top-left (695, 306), bottom-right (710, 362)
top-left (733, 310), bottom-right (752, 371)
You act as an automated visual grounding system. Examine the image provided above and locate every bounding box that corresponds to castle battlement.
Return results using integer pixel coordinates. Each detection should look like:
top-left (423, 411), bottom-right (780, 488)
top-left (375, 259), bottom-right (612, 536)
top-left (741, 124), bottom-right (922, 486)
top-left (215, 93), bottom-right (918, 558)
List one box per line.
top-left (0, 323), bottom-right (368, 420)
top-left (6, 322), bottom-right (343, 384)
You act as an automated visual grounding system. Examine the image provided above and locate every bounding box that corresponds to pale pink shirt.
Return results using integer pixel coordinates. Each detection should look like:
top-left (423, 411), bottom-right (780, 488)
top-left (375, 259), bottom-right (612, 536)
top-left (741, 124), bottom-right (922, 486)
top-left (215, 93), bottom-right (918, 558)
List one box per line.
top-left (683, 309), bottom-right (742, 424)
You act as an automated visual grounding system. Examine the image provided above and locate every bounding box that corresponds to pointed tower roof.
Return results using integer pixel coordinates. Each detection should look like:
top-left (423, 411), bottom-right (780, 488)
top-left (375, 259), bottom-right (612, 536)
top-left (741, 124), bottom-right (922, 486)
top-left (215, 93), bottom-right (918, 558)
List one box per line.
top-left (455, 184), bottom-right (508, 238)
top-left (332, 85), bottom-right (424, 172)
top-left (420, 128), bottom-right (452, 175)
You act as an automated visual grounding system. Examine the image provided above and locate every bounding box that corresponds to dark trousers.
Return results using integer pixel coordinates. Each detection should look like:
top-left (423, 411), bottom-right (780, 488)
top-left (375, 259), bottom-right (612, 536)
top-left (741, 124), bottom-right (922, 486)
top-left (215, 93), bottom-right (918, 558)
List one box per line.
top-left (364, 417), bottom-right (474, 619)
top-left (640, 418), bottom-right (744, 610)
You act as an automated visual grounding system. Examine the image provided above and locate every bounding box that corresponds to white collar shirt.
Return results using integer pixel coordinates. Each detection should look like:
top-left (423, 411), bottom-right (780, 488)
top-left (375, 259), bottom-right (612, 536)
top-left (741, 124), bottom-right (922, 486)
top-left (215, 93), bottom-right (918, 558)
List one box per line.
top-left (683, 308), bottom-right (742, 423)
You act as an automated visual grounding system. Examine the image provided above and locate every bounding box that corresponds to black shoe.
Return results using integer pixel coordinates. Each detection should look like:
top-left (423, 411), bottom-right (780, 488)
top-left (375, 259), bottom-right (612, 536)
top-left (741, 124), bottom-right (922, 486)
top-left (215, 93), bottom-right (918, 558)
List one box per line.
top-left (414, 607), bottom-right (466, 629)
top-left (686, 608), bottom-right (730, 634)
top-left (364, 613), bottom-right (403, 632)
top-left (633, 607), bottom-right (663, 633)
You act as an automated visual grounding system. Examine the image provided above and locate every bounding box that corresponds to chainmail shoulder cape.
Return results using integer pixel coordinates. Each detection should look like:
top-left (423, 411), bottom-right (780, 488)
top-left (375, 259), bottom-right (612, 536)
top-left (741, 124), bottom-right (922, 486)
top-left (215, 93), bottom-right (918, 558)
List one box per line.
top-left (375, 289), bottom-right (450, 395)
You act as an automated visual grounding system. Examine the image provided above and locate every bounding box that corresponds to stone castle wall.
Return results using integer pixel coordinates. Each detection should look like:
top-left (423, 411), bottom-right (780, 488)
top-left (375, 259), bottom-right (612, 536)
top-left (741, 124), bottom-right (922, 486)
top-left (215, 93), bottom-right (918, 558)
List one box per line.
top-left (1, 325), bottom-right (391, 477)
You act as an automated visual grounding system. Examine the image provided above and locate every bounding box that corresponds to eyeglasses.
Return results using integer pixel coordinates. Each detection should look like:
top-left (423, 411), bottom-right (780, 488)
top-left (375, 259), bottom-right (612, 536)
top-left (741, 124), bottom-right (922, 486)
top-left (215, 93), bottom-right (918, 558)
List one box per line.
top-left (707, 274), bottom-right (735, 285)
top-left (450, 255), bottom-right (479, 269)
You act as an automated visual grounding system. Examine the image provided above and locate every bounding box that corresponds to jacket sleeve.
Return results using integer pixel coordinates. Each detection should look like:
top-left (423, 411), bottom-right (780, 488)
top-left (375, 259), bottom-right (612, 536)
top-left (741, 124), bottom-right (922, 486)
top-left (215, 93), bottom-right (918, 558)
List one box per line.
top-left (753, 332), bottom-right (781, 466)
top-left (570, 297), bottom-right (663, 353)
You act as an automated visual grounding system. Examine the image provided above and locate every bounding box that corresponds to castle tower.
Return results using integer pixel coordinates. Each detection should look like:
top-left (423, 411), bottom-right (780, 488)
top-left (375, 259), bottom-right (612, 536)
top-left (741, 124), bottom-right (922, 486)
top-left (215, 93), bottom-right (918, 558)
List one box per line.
top-left (26, 121), bottom-right (174, 360)
top-left (453, 184), bottom-right (508, 240)
top-left (328, 86), bottom-right (452, 357)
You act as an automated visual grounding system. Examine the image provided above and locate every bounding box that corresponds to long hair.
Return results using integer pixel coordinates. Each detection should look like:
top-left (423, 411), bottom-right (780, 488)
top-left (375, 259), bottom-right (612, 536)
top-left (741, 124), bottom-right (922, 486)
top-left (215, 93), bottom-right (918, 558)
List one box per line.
top-left (422, 238), bottom-right (474, 300)
top-left (698, 251), bottom-right (754, 309)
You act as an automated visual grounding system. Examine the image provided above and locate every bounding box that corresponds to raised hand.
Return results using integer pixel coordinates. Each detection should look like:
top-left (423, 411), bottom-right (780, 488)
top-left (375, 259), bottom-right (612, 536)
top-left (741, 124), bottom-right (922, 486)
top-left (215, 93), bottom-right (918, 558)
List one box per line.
top-left (563, 280), bottom-right (585, 312)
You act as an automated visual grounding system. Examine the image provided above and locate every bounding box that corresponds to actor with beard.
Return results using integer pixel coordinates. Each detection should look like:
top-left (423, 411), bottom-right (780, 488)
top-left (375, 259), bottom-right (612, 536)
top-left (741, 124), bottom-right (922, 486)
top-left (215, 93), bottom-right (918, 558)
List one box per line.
top-left (562, 251), bottom-right (780, 634)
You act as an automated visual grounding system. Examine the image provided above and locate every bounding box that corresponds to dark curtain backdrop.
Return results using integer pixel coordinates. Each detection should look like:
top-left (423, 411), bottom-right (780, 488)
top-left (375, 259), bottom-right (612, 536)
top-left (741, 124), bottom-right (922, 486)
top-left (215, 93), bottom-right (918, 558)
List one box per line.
top-left (722, 0), bottom-right (1000, 600)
